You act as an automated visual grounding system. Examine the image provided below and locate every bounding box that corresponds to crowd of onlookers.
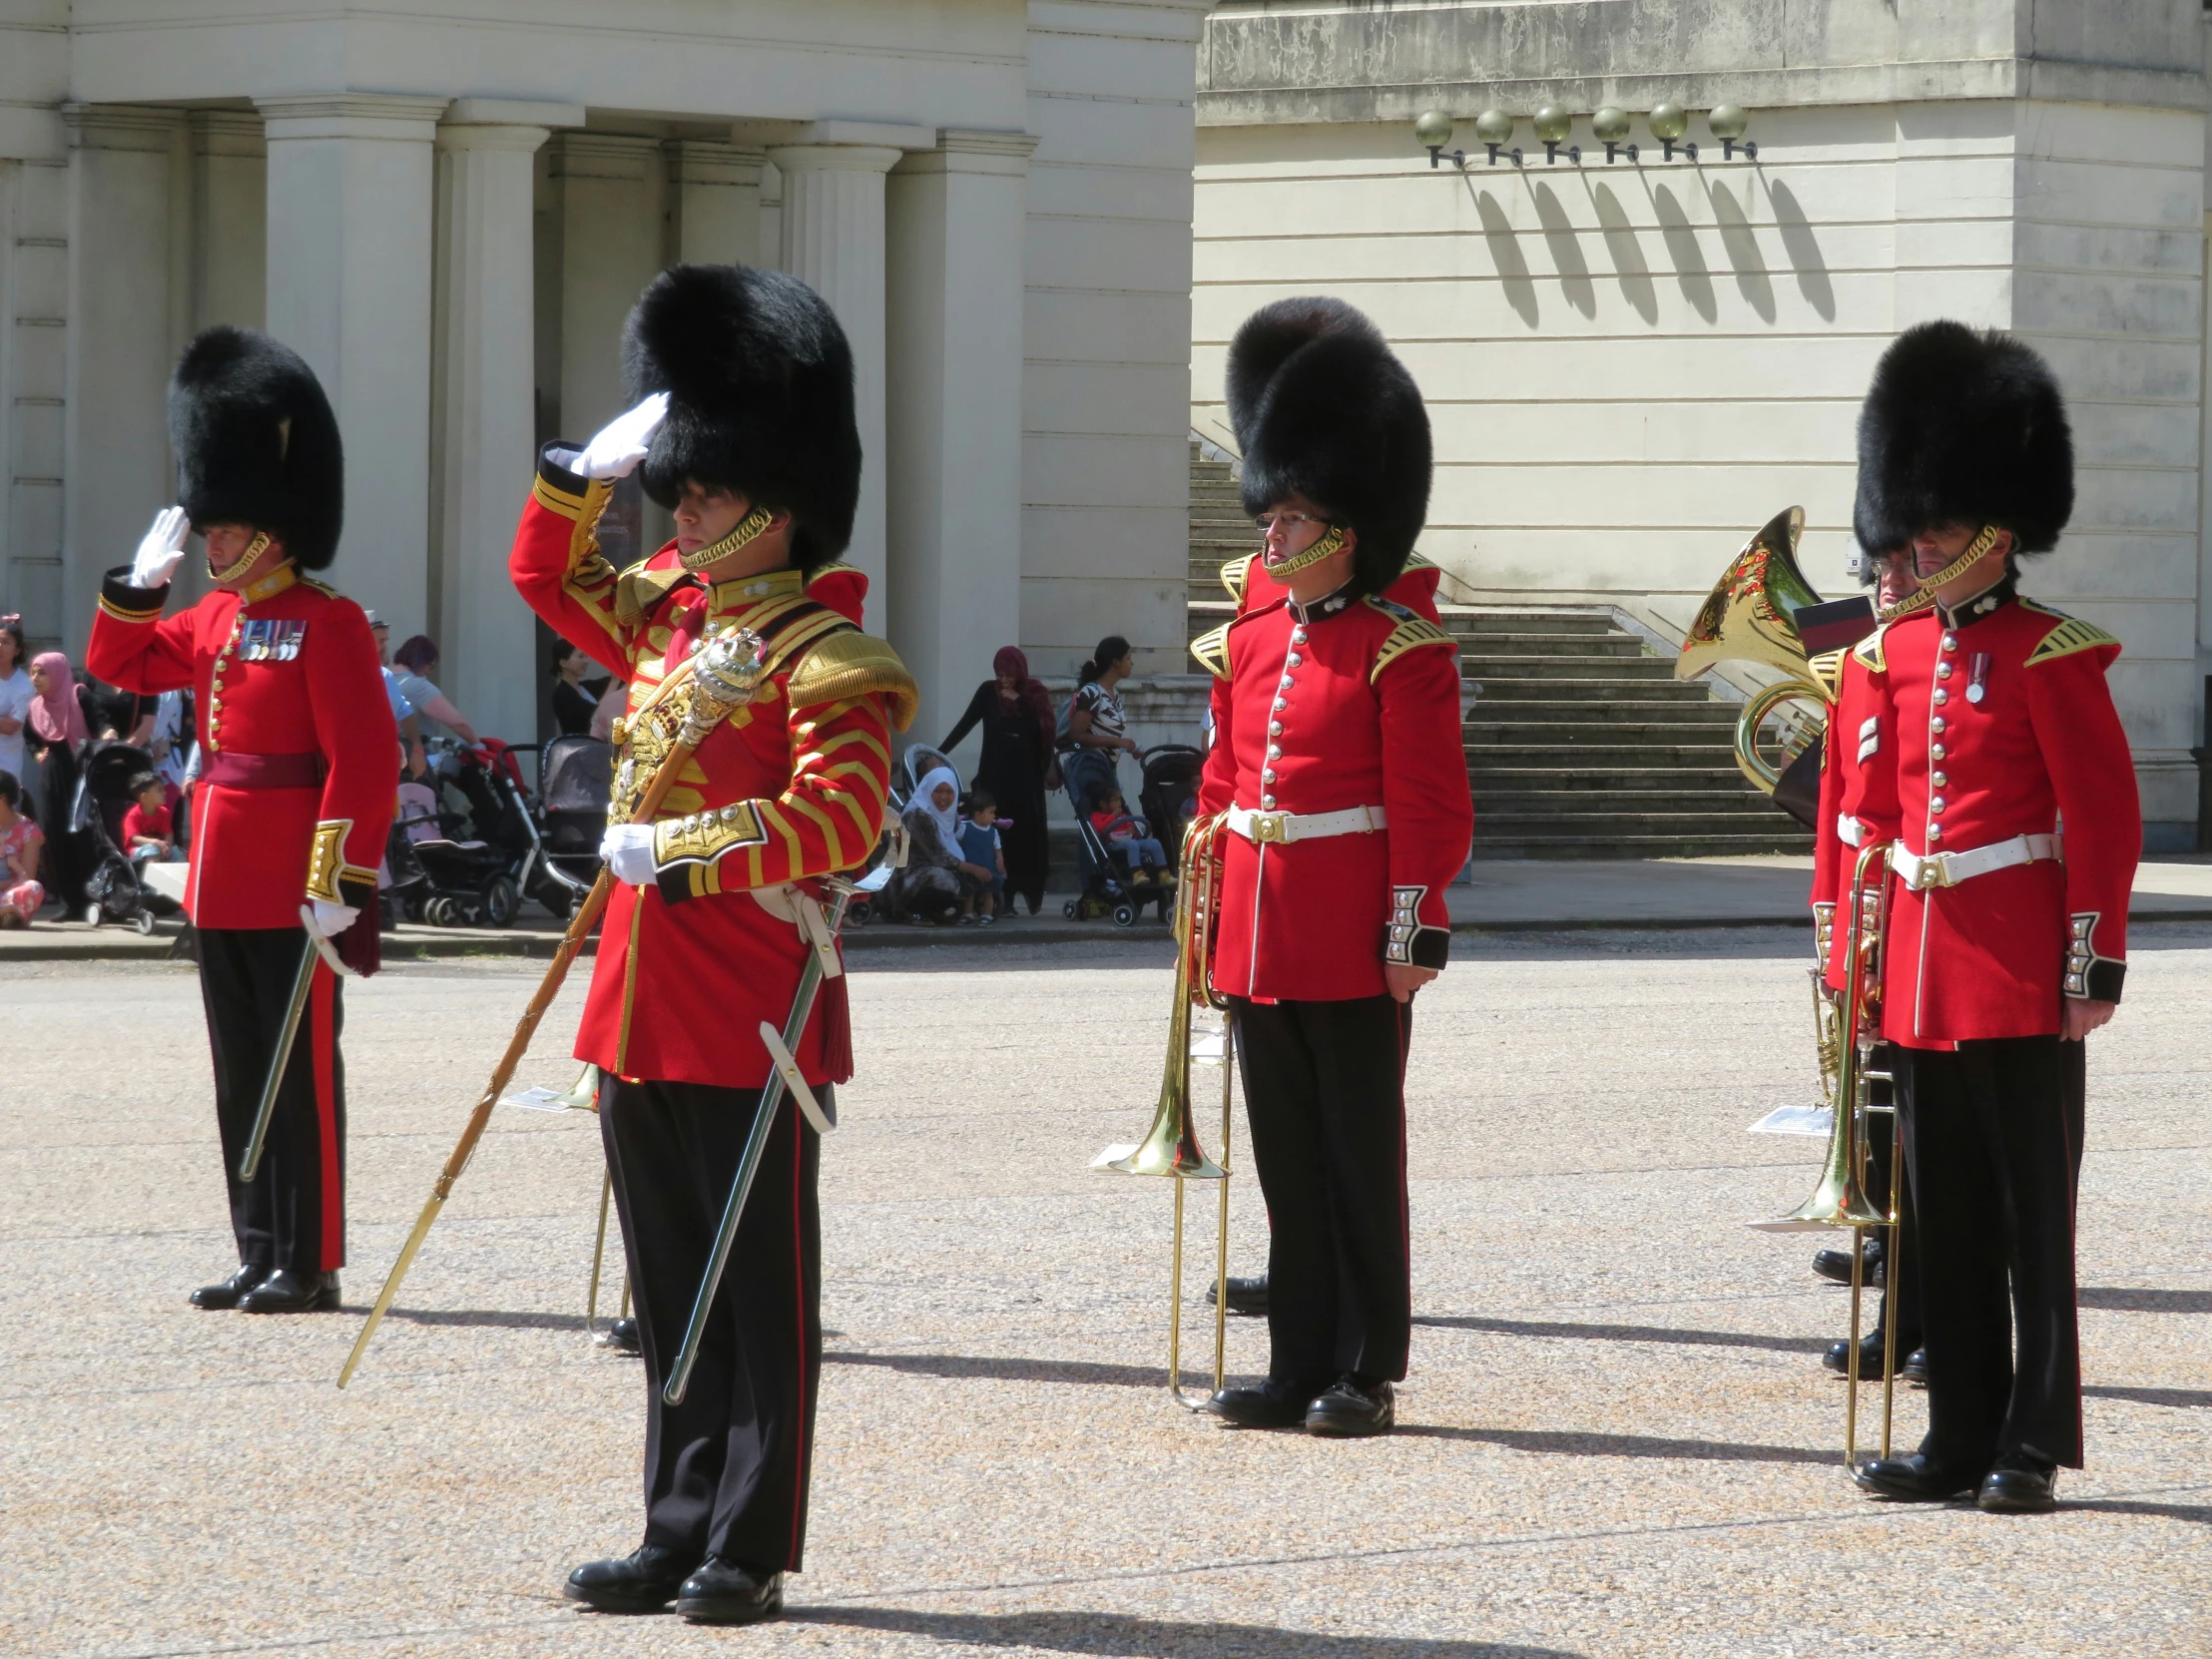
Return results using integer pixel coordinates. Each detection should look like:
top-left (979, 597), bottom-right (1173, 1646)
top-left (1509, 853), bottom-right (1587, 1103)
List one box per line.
top-left (0, 613), bottom-right (1160, 933)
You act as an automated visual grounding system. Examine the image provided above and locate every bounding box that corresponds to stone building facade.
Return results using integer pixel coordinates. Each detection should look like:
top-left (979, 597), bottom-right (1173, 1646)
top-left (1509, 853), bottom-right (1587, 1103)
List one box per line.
top-left (0, 0), bottom-right (1209, 760)
top-left (1195, 1), bottom-right (2211, 846)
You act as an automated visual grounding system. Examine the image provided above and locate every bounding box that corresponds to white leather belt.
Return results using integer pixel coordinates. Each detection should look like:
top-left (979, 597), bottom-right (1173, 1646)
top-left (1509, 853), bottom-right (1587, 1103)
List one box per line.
top-left (1891, 832), bottom-right (2061, 892)
top-left (1225, 804), bottom-right (1387, 844)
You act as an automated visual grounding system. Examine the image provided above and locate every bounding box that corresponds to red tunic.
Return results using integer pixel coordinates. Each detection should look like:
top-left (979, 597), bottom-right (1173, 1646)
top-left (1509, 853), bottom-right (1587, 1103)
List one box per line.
top-left (1836, 589), bottom-right (2138, 1048)
top-left (86, 564), bottom-right (396, 927)
top-left (1195, 587), bottom-right (1472, 1001)
top-left (1811, 645), bottom-right (1903, 963)
top-left (511, 450), bottom-right (912, 1090)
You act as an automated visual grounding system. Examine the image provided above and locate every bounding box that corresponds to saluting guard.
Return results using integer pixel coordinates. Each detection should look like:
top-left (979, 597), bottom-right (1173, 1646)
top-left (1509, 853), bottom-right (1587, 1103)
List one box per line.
top-left (1194, 297), bottom-right (1474, 1437)
top-left (87, 327), bottom-right (394, 1315)
top-left (1838, 321), bottom-right (2138, 1513)
top-left (511, 265), bottom-right (914, 1624)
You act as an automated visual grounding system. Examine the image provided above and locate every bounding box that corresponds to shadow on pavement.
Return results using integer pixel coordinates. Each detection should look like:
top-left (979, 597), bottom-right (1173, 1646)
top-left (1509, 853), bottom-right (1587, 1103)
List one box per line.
top-left (2066, 1498), bottom-right (2212, 1525)
top-left (1413, 1314), bottom-right (1826, 1356)
top-left (373, 1307), bottom-right (590, 1332)
top-left (2084, 1383), bottom-right (2212, 1409)
top-left (2079, 1287), bottom-right (2212, 1314)
top-left (792, 1607), bottom-right (1583, 1657)
top-left (826, 1350), bottom-right (1173, 1388)
top-left (1395, 1424), bottom-right (1832, 1466)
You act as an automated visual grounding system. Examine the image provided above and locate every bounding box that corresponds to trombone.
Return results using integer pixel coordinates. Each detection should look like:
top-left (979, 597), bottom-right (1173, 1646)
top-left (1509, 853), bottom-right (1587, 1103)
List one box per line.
top-left (1750, 839), bottom-right (1907, 1468)
top-left (1100, 810), bottom-right (1234, 1408)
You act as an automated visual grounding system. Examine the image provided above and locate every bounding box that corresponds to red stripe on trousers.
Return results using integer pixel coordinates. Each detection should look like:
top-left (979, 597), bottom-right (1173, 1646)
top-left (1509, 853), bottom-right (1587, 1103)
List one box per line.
top-left (788, 1099), bottom-right (808, 1570)
top-left (311, 963), bottom-right (341, 1271)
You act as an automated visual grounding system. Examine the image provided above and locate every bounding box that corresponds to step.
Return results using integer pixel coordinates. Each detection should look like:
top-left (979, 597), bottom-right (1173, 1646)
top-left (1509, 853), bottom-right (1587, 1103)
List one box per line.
top-left (1473, 767), bottom-right (1762, 793)
top-left (1477, 808), bottom-right (1807, 833)
top-left (1469, 681), bottom-right (1718, 705)
top-left (1475, 790), bottom-right (1784, 818)
top-left (1470, 721), bottom-right (1743, 748)
top-left (1467, 834), bottom-right (1814, 859)
top-left (1457, 653), bottom-right (1678, 678)
top-left (1450, 633), bottom-right (1651, 658)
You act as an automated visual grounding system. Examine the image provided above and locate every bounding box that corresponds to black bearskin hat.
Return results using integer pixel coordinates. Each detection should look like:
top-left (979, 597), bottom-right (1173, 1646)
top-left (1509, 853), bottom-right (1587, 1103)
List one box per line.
top-left (1853, 320), bottom-right (2073, 558)
top-left (168, 326), bottom-right (344, 569)
top-left (1227, 296), bottom-right (1431, 596)
top-left (623, 264), bottom-right (860, 572)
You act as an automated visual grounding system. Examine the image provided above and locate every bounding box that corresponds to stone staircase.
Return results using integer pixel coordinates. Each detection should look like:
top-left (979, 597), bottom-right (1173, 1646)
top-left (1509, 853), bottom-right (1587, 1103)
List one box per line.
top-left (1185, 441), bottom-right (1812, 858)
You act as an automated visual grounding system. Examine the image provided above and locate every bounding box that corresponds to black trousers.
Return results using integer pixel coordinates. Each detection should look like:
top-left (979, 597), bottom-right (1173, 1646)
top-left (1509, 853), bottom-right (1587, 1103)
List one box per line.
top-left (1863, 1050), bottom-right (1922, 1351)
top-left (601, 1077), bottom-right (823, 1571)
top-left (198, 925), bottom-right (346, 1275)
top-left (1896, 1036), bottom-right (2087, 1470)
top-left (1230, 995), bottom-right (1412, 1385)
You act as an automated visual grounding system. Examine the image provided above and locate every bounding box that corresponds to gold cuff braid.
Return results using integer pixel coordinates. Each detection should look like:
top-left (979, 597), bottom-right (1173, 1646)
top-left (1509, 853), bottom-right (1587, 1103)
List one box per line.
top-left (653, 801), bottom-right (769, 867)
top-left (305, 820), bottom-right (351, 904)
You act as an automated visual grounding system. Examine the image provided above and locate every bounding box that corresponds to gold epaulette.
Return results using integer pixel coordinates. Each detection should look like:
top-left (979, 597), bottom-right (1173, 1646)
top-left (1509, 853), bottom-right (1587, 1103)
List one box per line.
top-left (1852, 624), bottom-right (1889, 673)
top-left (297, 575), bottom-right (339, 599)
top-left (1190, 622), bottom-right (1231, 681)
top-left (1808, 648), bottom-right (1846, 701)
top-left (2023, 603), bottom-right (2120, 667)
top-left (808, 560), bottom-right (864, 589)
top-left (615, 560), bottom-right (690, 630)
top-left (786, 629), bottom-right (919, 732)
top-left (1220, 554), bottom-right (1254, 605)
top-left (1365, 596), bottom-right (1456, 683)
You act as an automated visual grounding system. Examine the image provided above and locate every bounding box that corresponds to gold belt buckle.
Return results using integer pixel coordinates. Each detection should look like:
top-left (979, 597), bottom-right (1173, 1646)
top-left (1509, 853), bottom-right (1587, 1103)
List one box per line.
top-left (1249, 811), bottom-right (1289, 844)
top-left (1914, 852), bottom-right (1952, 891)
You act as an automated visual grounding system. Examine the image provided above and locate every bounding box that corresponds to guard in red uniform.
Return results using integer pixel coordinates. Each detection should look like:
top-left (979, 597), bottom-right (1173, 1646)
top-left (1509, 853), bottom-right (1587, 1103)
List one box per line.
top-left (1195, 298), bottom-right (1473, 1437)
top-left (87, 327), bottom-right (394, 1315)
top-left (515, 266), bottom-right (914, 1625)
top-left (1837, 322), bottom-right (2138, 1514)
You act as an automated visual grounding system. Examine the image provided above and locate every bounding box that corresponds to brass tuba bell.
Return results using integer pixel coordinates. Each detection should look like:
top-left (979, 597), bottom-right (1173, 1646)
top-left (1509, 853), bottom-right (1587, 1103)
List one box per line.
top-left (1675, 507), bottom-right (1837, 816)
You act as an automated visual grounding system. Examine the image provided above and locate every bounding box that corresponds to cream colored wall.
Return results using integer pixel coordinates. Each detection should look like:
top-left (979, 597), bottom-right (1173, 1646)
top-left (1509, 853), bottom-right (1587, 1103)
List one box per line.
top-left (1020, 0), bottom-right (1211, 681)
top-left (1193, 100), bottom-right (2207, 836)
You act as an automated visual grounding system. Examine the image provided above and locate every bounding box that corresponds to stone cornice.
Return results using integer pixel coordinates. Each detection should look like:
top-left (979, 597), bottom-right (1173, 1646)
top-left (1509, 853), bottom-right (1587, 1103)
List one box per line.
top-left (254, 93), bottom-right (449, 143)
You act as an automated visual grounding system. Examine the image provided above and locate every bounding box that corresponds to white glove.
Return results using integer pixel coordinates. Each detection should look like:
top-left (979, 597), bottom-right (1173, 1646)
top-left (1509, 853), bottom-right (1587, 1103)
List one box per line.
top-left (600, 823), bottom-right (659, 885)
top-left (305, 898), bottom-right (358, 938)
top-left (129, 506), bottom-right (192, 589)
top-left (574, 393), bottom-right (670, 481)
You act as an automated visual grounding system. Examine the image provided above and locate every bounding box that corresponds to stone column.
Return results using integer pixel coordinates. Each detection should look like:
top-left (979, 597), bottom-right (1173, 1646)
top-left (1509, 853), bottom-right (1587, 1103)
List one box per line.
top-left (257, 95), bottom-right (447, 636)
top-left (769, 126), bottom-right (925, 611)
top-left (885, 131), bottom-right (1036, 751)
top-left (188, 111), bottom-right (265, 332)
top-left (669, 139), bottom-right (764, 267)
top-left (62, 105), bottom-right (184, 649)
top-left (431, 108), bottom-right (557, 747)
top-left (550, 132), bottom-right (665, 437)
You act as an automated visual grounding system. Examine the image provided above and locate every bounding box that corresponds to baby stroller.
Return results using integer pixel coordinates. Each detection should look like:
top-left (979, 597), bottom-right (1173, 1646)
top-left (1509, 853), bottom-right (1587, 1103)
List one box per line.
top-left (530, 734), bottom-right (613, 918)
top-left (1138, 745), bottom-right (1206, 873)
top-left (75, 741), bottom-right (181, 935)
top-left (397, 737), bottom-right (548, 927)
top-left (1058, 747), bottom-right (1170, 927)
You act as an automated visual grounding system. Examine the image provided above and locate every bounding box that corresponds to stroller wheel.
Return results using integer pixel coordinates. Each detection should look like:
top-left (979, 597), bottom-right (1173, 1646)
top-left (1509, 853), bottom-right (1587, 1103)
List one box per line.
top-left (1112, 902), bottom-right (1137, 927)
top-left (481, 874), bottom-right (520, 929)
top-left (1062, 899), bottom-right (1078, 919)
top-left (131, 909), bottom-right (157, 937)
top-left (83, 902), bottom-right (103, 927)
top-left (425, 895), bottom-right (454, 927)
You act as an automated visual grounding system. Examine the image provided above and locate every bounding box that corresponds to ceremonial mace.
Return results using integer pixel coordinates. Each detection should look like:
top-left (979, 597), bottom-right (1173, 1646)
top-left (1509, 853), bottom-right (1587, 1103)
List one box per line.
top-left (337, 626), bottom-right (769, 1388)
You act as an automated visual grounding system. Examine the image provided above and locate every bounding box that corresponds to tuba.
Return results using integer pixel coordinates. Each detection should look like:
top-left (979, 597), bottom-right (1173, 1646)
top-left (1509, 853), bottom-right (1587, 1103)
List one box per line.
top-left (1100, 809), bottom-right (1235, 1407)
top-left (1676, 506), bottom-right (1844, 826)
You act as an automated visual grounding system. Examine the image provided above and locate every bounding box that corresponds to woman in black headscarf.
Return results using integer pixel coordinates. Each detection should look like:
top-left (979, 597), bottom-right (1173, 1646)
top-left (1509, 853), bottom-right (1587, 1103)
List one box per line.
top-left (941, 645), bottom-right (1057, 914)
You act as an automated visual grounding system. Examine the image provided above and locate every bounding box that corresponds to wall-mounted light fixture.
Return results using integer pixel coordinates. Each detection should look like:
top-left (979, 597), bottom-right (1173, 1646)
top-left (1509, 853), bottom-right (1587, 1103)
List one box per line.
top-left (1708, 104), bottom-right (1756, 162)
top-left (1414, 109), bottom-right (1466, 170)
top-left (1648, 103), bottom-right (1695, 163)
top-left (1592, 107), bottom-right (1636, 165)
top-left (1473, 109), bottom-right (1520, 167)
top-left (1532, 105), bottom-right (1578, 166)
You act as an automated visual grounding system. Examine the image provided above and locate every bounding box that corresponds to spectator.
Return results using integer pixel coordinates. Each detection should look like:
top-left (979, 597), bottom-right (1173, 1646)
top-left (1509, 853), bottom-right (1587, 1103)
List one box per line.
top-left (121, 771), bottom-right (177, 863)
top-left (939, 645), bottom-right (1056, 915)
top-left (551, 640), bottom-right (608, 737)
top-left (0, 614), bottom-right (31, 787)
top-left (956, 789), bottom-right (1007, 924)
top-left (885, 765), bottom-right (986, 924)
top-left (368, 611), bottom-right (427, 779)
top-left (0, 770), bottom-right (43, 926)
top-left (1088, 785), bottom-right (1168, 886)
top-left (390, 635), bottom-right (481, 745)
top-left (1063, 633), bottom-right (1137, 817)
top-left (24, 650), bottom-right (90, 906)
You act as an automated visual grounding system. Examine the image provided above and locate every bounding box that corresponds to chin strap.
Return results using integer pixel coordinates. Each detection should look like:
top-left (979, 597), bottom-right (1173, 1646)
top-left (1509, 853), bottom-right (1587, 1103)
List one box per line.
top-left (1876, 522), bottom-right (2002, 624)
top-left (208, 530), bottom-right (272, 586)
top-left (1261, 521), bottom-right (1349, 580)
top-left (680, 505), bottom-right (776, 573)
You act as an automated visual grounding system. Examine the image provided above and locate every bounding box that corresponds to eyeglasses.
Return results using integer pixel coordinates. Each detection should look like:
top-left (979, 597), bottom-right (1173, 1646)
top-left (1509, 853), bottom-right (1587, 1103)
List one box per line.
top-left (1254, 512), bottom-right (1329, 533)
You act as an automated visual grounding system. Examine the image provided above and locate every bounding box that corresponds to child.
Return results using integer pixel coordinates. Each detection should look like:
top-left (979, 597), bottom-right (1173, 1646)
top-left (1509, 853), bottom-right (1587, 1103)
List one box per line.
top-left (956, 791), bottom-right (1008, 924)
top-left (121, 771), bottom-right (176, 863)
top-left (0, 771), bottom-right (45, 926)
top-left (1088, 786), bottom-right (1169, 886)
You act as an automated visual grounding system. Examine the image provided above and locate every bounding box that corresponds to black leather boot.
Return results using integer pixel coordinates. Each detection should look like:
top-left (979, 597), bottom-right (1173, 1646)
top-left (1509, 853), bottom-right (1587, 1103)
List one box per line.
top-left (564, 1545), bottom-right (696, 1613)
top-left (1853, 1452), bottom-right (1983, 1501)
top-left (1202, 1275), bottom-right (1269, 1317)
top-left (190, 1263), bottom-right (271, 1310)
top-left (1305, 1376), bottom-right (1396, 1437)
top-left (596, 1317), bottom-right (642, 1355)
top-left (1978, 1455), bottom-right (2059, 1514)
top-left (1207, 1375), bottom-right (1326, 1428)
top-left (237, 1268), bottom-right (340, 1313)
top-left (677, 1557), bottom-right (785, 1625)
